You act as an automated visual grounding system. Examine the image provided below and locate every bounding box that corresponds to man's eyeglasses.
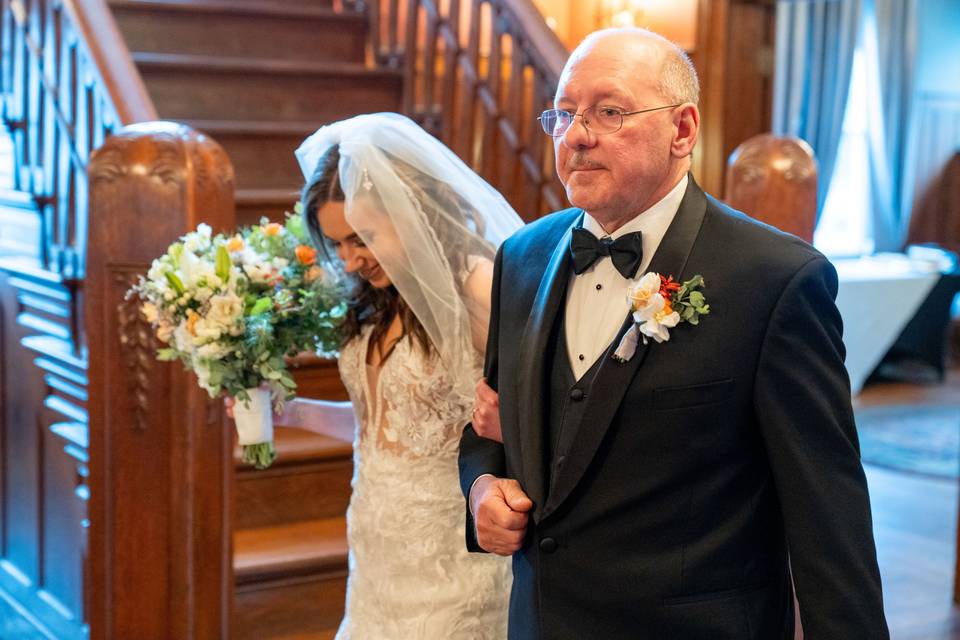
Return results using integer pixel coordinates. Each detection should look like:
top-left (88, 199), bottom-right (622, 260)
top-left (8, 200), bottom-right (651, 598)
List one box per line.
top-left (538, 104), bottom-right (681, 137)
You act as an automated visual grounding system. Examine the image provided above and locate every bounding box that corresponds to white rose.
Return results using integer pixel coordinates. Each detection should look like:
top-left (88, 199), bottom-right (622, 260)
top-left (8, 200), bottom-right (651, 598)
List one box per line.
top-left (207, 293), bottom-right (244, 327)
top-left (193, 317), bottom-right (224, 342)
top-left (635, 295), bottom-right (681, 343)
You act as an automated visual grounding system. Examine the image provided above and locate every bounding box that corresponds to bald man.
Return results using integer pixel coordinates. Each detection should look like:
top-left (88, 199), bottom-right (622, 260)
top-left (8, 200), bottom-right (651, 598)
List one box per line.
top-left (459, 28), bottom-right (887, 639)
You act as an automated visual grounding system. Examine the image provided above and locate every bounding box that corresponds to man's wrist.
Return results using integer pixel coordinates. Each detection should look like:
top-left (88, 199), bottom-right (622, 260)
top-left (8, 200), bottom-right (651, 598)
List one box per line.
top-left (469, 474), bottom-right (495, 514)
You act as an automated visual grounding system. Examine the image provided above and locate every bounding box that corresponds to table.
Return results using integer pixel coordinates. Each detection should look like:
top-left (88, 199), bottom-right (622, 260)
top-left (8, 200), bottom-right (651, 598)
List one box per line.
top-left (833, 253), bottom-right (953, 394)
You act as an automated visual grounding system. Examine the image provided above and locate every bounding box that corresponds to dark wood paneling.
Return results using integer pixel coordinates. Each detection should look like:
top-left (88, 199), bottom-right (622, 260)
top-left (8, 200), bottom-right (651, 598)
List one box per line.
top-left (692, 0), bottom-right (775, 197)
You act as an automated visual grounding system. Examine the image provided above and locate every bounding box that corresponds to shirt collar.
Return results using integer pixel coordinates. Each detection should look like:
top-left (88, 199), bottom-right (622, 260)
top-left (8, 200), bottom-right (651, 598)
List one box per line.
top-left (581, 174), bottom-right (688, 240)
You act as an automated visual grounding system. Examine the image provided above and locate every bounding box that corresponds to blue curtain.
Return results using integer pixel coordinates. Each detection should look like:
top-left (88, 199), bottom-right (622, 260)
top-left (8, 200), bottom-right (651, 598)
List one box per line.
top-left (865, 0), bottom-right (917, 251)
top-left (772, 0), bottom-right (862, 219)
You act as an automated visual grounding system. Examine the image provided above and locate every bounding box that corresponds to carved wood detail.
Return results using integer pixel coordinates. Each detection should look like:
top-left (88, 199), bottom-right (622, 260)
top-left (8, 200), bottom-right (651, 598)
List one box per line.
top-left (113, 268), bottom-right (155, 432)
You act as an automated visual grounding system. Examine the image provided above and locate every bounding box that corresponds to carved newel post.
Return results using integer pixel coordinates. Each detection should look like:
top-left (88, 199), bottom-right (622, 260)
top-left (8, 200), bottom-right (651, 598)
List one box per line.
top-left (86, 123), bottom-right (235, 639)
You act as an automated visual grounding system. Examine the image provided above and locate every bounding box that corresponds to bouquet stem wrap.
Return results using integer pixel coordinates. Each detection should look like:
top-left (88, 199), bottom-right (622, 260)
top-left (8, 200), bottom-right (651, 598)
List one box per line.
top-left (234, 387), bottom-right (273, 445)
top-left (234, 387), bottom-right (277, 469)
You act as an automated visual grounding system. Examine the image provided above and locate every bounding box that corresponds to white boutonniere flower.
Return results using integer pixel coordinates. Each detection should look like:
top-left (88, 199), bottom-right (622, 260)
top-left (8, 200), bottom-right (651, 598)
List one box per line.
top-left (613, 272), bottom-right (710, 362)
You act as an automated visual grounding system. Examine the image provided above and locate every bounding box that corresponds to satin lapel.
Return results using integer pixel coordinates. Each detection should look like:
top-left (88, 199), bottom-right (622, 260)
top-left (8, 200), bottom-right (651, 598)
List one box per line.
top-left (516, 216), bottom-right (580, 522)
top-left (543, 176), bottom-right (709, 517)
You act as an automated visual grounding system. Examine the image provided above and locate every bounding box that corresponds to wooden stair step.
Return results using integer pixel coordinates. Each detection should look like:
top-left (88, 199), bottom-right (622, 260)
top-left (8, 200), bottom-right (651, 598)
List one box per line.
top-left (186, 120), bottom-right (319, 191)
top-left (234, 516), bottom-right (348, 584)
top-left (234, 425), bottom-right (351, 469)
top-left (134, 53), bottom-right (402, 121)
top-left (235, 426), bottom-right (353, 529)
top-left (234, 517), bottom-right (347, 638)
top-left (111, 0), bottom-right (366, 64)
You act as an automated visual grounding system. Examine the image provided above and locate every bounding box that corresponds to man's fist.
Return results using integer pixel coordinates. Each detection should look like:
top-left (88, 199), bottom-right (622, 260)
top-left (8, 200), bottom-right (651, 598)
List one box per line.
top-left (470, 476), bottom-right (532, 555)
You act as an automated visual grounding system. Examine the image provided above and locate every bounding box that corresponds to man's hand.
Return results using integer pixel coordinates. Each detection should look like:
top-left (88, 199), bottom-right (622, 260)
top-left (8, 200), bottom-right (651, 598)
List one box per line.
top-left (472, 378), bottom-right (502, 442)
top-left (470, 475), bottom-right (532, 555)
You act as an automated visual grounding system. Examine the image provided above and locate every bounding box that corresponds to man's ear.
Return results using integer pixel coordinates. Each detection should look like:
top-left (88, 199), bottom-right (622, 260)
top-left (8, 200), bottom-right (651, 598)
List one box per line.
top-left (671, 103), bottom-right (699, 158)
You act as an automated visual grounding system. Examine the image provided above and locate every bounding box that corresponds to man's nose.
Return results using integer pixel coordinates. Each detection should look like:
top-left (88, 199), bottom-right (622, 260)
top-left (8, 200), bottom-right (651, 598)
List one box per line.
top-left (561, 114), bottom-right (595, 149)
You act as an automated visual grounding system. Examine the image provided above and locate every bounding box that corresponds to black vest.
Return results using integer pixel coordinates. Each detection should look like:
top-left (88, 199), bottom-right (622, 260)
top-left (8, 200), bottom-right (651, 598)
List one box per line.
top-left (544, 309), bottom-right (605, 495)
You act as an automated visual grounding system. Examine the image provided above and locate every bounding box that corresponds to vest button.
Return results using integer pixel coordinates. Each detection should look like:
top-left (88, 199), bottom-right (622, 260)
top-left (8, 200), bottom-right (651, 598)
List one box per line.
top-left (570, 388), bottom-right (584, 401)
top-left (539, 537), bottom-right (558, 553)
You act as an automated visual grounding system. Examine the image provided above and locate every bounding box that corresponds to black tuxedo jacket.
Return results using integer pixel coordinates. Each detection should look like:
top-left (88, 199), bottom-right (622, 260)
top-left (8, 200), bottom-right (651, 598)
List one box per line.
top-left (459, 178), bottom-right (888, 639)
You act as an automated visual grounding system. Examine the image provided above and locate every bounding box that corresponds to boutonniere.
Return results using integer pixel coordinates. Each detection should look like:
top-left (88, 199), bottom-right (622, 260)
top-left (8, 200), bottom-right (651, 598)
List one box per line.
top-left (612, 272), bottom-right (711, 362)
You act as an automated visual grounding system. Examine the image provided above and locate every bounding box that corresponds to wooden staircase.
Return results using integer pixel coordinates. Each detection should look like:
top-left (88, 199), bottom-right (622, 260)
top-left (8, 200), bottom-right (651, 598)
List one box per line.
top-left (108, 1), bottom-right (379, 635)
top-left (110, 0), bottom-right (402, 225)
top-left (233, 428), bottom-right (352, 639)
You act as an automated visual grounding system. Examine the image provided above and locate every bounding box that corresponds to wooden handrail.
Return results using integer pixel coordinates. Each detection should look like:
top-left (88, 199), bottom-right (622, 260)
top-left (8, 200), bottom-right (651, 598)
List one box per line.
top-left (366, 0), bottom-right (569, 218)
top-left (64, 0), bottom-right (155, 125)
top-left (1, 0), bottom-right (156, 278)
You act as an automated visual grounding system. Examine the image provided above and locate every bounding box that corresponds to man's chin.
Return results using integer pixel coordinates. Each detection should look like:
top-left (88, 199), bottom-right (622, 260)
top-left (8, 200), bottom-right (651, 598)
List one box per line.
top-left (565, 188), bottom-right (605, 213)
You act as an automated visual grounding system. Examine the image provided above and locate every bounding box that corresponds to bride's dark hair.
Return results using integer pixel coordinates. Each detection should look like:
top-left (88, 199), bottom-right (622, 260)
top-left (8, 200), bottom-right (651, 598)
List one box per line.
top-left (301, 144), bottom-right (436, 357)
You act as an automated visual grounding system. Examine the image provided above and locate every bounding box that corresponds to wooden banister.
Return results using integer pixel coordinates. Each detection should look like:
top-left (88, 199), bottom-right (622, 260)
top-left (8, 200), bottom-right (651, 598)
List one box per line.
top-left (64, 0), bottom-right (155, 125)
top-left (1, 0), bottom-right (156, 279)
top-left (367, 0), bottom-right (569, 219)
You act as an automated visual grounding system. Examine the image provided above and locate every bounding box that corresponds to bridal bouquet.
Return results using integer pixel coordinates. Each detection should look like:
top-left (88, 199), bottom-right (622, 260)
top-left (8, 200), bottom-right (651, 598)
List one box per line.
top-left (130, 209), bottom-right (346, 468)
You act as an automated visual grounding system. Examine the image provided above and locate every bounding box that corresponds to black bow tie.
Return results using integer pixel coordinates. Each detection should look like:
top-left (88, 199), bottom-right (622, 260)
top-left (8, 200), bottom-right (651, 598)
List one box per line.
top-left (569, 227), bottom-right (643, 279)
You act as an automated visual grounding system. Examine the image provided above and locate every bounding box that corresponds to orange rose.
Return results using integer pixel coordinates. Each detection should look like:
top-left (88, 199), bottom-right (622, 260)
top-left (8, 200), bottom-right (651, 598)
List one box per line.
top-left (264, 223), bottom-right (283, 237)
top-left (227, 236), bottom-right (244, 252)
top-left (295, 245), bottom-right (317, 266)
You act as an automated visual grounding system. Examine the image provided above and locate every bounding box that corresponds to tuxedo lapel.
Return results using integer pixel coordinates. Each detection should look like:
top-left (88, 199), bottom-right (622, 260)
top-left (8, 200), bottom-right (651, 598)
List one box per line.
top-left (542, 176), bottom-right (709, 517)
top-left (516, 214), bottom-right (581, 521)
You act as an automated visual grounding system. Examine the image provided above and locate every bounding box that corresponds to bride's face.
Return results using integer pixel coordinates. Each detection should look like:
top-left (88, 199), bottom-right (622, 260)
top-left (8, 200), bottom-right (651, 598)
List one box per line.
top-left (317, 200), bottom-right (392, 288)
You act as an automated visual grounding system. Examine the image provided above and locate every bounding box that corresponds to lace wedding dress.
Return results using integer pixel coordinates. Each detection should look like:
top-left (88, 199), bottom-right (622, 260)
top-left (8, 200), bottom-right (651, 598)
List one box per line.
top-left (335, 325), bottom-right (511, 639)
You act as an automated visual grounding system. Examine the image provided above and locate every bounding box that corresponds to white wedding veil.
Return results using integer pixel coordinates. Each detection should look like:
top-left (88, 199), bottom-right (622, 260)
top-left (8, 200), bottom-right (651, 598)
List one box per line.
top-left (295, 112), bottom-right (523, 406)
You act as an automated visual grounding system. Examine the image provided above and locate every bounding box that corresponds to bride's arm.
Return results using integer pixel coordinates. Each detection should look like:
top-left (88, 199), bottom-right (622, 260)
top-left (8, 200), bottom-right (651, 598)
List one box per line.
top-left (226, 395), bottom-right (355, 443)
top-left (279, 397), bottom-right (355, 442)
top-left (462, 256), bottom-right (494, 353)
top-left (462, 255), bottom-right (502, 443)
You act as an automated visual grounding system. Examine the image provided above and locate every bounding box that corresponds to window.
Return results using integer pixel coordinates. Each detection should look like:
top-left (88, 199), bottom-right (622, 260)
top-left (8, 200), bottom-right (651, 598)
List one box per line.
top-left (814, 46), bottom-right (873, 257)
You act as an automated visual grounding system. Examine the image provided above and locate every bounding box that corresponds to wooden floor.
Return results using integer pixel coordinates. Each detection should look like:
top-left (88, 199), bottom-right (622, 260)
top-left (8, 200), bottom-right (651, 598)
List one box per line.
top-left (859, 368), bottom-right (960, 639)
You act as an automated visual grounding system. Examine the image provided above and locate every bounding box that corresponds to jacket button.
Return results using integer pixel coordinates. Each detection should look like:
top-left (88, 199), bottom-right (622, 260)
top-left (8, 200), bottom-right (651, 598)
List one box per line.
top-left (570, 388), bottom-right (584, 401)
top-left (539, 537), bottom-right (558, 553)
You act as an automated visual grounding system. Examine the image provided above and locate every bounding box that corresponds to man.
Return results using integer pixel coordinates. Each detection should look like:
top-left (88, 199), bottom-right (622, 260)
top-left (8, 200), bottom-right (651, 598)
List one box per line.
top-left (458, 27), bottom-right (888, 639)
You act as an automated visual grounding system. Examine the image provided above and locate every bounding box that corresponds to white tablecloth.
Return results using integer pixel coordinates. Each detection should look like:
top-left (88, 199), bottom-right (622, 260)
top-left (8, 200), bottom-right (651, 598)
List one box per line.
top-left (833, 254), bottom-right (942, 394)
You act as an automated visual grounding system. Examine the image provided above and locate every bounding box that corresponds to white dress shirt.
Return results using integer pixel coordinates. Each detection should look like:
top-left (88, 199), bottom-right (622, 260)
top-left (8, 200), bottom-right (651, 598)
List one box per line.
top-left (565, 175), bottom-right (688, 380)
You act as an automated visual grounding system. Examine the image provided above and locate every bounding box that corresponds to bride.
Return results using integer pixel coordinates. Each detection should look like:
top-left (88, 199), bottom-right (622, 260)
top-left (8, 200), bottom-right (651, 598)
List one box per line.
top-left (293, 113), bottom-right (522, 639)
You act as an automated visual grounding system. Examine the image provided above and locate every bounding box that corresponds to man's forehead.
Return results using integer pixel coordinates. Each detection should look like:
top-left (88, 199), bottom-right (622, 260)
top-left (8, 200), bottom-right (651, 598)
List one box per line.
top-left (554, 83), bottom-right (633, 105)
